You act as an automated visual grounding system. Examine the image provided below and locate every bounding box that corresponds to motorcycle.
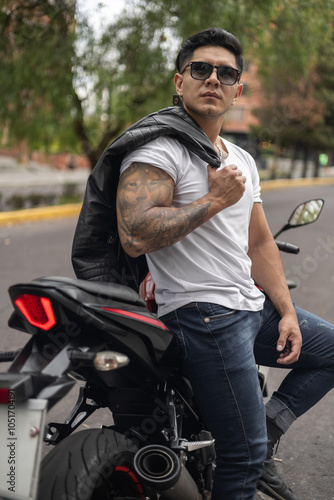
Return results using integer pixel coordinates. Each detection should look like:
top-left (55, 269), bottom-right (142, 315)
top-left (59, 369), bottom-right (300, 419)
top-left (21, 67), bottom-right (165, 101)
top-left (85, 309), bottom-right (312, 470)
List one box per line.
top-left (0, 198), bottom-right (324, 500)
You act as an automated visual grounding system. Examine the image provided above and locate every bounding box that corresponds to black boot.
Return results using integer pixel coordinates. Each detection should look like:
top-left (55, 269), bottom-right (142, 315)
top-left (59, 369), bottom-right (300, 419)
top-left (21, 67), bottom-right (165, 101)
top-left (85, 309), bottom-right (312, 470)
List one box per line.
top-left (257, 419), bottom-right (301, 500)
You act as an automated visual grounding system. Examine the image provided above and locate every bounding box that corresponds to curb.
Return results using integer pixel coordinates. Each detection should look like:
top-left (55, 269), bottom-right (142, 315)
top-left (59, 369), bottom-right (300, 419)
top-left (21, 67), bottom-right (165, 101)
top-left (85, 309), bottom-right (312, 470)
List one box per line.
top-left (0, 203), bottom-right (81, 227)
top-left (0, 177), bottom-right (333, 227)
top-left (260, 176), bottom-right (334, 191)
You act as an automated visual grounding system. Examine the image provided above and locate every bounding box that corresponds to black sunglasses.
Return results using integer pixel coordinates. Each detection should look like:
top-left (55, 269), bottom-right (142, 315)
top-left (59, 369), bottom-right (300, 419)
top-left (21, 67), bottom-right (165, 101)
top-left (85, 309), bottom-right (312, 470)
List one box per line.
top-left (181, 61), bottom-right (241, 86)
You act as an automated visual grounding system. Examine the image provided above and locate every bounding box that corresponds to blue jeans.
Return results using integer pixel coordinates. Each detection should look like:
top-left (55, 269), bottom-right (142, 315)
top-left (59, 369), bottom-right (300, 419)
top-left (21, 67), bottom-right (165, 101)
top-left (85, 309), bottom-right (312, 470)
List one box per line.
top-left (160, 299), bottom-right (334, 500)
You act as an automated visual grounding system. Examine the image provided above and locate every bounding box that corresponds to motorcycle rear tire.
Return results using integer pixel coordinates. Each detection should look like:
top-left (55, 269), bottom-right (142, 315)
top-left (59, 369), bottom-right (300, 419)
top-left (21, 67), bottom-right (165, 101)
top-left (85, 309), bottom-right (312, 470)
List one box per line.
top-left (38, 427), bottom-right (155, 500)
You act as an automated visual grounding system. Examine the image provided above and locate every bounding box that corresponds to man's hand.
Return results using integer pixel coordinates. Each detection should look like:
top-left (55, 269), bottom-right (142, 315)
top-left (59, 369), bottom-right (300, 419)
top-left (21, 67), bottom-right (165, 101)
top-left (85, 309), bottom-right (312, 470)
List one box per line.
top-left (207, 164), bottom-right (246, 210)
top-left (276, 315), bottom-right (302, 365)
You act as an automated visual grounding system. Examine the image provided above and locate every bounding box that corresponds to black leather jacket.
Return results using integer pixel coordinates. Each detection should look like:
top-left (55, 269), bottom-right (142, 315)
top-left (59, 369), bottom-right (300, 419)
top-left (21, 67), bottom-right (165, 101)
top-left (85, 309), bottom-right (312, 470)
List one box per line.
top-left (71, 103), bottom-right (221, 290)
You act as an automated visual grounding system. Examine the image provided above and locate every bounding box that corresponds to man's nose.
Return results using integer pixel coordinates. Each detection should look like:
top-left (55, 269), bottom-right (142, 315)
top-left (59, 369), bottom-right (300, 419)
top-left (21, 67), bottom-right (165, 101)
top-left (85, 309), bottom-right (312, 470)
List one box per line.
top-left (206, 67), bottom-right (219, 84)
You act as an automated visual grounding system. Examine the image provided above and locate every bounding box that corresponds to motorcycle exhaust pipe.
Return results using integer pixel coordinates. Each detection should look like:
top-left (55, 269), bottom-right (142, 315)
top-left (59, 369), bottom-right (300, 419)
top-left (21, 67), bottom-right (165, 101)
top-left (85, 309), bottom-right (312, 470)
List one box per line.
top-left (133, 444), bottom-right (202, 500)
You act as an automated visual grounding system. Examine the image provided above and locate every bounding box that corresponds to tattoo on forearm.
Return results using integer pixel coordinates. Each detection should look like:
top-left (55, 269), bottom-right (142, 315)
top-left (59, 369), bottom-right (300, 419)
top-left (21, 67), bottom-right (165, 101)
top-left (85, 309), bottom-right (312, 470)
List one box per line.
top-left (117, 162), bottom-right (211, 255)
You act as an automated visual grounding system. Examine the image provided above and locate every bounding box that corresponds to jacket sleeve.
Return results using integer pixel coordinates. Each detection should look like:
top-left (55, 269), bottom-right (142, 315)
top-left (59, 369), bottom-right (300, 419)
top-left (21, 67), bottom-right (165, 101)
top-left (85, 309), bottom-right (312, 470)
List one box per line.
top-left (71, 149), bottom-right (148, 289)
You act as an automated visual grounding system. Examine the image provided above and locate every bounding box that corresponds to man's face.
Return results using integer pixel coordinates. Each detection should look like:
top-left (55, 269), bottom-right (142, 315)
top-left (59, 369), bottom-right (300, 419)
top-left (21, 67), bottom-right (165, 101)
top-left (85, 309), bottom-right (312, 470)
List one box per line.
top-left (174, 45), bottom-right (243, 123)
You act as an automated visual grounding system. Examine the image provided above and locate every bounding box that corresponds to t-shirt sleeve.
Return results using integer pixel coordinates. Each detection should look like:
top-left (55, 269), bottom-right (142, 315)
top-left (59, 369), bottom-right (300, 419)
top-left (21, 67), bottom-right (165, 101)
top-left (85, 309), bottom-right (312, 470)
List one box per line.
top-left (120, 136), bottom-right (184, 183)
top-left (242, 152), bottom-right (262, 203)
top-left (251, 158), bottom-right (262, 203)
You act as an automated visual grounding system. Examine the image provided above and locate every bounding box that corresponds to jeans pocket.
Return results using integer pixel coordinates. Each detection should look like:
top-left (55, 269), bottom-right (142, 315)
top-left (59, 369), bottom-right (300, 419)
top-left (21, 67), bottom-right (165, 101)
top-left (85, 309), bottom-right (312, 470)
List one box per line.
top-left (205, 304), bottom-right (238, 322)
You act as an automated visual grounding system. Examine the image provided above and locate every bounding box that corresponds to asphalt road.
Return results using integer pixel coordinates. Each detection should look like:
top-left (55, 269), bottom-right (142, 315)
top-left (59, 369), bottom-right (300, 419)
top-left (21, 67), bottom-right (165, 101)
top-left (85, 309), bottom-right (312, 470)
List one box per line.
top-left (0, 184), bottom-right (334, 499)
top-left (260, 185), bottom-right (334, 500)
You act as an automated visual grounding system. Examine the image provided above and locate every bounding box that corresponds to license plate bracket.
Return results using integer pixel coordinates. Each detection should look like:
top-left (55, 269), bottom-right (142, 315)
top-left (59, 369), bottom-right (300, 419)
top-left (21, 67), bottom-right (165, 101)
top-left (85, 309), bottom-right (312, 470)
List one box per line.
top-left (0, 397), bottom-right (47, 500)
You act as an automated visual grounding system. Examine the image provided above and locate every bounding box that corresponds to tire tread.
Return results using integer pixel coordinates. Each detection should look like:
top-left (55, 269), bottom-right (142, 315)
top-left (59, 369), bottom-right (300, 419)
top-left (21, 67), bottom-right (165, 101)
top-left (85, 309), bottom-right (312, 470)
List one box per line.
top-left (38, 428), bottom-right (140, 500)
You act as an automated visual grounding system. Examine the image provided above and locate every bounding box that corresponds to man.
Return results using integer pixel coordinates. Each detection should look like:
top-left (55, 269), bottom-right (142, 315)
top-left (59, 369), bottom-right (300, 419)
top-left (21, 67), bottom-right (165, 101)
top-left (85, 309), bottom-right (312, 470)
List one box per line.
top-left (75, 28), bottom-right (334, 500)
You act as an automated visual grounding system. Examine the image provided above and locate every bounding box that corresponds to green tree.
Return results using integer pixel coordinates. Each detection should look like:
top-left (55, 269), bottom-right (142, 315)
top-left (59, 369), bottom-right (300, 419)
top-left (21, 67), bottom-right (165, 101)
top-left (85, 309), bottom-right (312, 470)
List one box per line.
top-left (250, 0), bottom-right (334, 178)
top-left (0, 0), bottom-right (124, 166)
top-left (0, 0), bottom-right (176, 166)
top-left (309, 36), bottom-right (334, 176)
top-left (2, 0), bottom-right (334, 171)
top-left (0, 0), bottom-right (76, 153)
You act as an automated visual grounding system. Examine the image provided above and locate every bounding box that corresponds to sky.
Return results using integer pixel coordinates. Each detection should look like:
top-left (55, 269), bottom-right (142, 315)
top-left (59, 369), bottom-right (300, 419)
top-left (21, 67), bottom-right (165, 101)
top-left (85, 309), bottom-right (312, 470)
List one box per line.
top-left (76, 0), bottom-right (126, 32)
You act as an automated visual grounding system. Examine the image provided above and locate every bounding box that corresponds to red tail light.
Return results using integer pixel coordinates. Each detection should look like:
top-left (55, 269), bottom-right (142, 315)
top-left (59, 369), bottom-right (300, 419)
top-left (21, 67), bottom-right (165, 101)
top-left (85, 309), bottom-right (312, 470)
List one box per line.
top-left (14, 294), bottom-right (56, 331)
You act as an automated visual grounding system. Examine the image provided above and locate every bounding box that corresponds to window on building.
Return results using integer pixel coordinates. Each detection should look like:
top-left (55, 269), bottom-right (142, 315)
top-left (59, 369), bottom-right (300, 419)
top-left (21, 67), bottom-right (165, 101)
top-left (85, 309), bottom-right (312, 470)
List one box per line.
top-left (226, 106), bottom-right (244, 122)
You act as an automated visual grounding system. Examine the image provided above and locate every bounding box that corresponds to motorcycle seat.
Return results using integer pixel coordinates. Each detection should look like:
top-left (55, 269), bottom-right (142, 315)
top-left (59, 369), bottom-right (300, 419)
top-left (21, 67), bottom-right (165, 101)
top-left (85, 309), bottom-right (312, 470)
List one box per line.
top-left (30, 276), bottom-right (146, 307)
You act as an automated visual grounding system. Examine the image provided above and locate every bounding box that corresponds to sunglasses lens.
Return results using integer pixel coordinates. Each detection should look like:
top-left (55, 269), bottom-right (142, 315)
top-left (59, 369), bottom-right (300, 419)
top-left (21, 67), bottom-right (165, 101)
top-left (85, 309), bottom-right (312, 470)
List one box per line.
top-left (191, 62), bottom-right (212, 79)
top-left (190, 62), bottom-right (239, 85)
top-left (218, 67), bottom-right (239, 85)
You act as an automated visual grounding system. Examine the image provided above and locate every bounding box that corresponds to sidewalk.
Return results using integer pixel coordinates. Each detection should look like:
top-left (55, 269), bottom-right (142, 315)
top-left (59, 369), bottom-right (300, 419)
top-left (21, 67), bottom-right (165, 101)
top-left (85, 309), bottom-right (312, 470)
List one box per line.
top-left (0, 155), bottom-right (89, 220)
top-left (0, 155), bottom-right (89, 188)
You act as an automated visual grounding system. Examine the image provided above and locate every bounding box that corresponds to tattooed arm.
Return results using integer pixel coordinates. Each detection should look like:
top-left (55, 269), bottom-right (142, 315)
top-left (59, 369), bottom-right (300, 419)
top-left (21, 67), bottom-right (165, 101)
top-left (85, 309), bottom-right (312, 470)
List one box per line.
top-left (116, 161), bottom-right (246, 257)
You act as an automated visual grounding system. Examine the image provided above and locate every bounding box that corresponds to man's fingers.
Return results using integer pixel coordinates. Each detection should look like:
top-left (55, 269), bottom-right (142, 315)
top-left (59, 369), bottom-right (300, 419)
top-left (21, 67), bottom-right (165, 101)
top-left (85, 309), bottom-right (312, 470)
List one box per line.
top-left (276, 339), bottom-right (300, 364)
top-left (277, 340), bottom-right (285, 352)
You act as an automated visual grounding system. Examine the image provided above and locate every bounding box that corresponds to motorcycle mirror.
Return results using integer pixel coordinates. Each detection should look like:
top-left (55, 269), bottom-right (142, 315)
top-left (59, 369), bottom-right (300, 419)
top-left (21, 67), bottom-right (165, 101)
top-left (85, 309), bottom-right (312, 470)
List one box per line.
top-left (273, 198), bottom-right (324, 239)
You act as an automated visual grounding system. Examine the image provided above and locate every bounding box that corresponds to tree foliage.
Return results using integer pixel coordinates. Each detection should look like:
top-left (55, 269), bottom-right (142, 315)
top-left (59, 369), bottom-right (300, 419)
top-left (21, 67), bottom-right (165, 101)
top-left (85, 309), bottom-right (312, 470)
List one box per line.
top-left (1, 0), bottom-right (334, 171)
top-left (249, 0), bottom-right (334, 176)
top-left (0, 0), bottom-right (76, 150)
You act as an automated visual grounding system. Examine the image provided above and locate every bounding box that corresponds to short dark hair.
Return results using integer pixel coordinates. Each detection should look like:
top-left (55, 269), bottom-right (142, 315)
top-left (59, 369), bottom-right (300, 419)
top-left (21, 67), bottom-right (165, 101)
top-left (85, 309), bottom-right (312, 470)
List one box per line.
top-left (176, 27), bottom-right (243, 75)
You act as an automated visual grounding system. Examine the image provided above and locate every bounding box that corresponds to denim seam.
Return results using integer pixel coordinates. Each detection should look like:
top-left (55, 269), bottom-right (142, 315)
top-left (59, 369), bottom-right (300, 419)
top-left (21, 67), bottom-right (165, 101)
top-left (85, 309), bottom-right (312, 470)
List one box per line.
top-left (203, 317), bottom-right (251, 497)
top-left (174, 309), bottom-right (188, 360)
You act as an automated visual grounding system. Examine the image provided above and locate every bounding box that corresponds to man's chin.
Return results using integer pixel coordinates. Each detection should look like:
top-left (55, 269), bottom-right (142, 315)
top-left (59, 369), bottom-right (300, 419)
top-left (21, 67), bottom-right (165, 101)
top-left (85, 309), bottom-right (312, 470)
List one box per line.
top-left (186, 103), bottom-right (223, 117)
top-left (199, 105), bottom-right (225, 119)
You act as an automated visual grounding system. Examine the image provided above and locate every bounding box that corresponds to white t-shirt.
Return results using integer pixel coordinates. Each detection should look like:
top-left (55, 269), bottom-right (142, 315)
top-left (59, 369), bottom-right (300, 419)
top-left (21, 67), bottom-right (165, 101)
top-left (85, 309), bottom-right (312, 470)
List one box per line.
top-left (120, 136), bottom-right (265, 316)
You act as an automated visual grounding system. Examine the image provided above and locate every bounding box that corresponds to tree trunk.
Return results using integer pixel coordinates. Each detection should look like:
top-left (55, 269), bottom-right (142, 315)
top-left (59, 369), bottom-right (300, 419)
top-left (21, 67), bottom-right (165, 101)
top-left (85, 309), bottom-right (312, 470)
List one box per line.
top-left (288, 147), bottom-right (298, 179)
top-left (72, 92), bottom-right (93, 166)
top-left (270, 136), bottom-right (281, 179)
top-left (71, 88), bottom-right (125, 170)
top-left (312, 152), bottom-right (320, 178)
top-left (301, 144), bottom-right (309, 178)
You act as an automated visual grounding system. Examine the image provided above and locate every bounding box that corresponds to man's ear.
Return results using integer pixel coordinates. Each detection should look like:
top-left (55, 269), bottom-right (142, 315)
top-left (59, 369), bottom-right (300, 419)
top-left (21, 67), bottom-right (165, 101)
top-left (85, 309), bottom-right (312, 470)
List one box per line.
top-left (174, 73), bottom-right (183, 97)
top-left (231, 83), bottom-right (243, 106)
